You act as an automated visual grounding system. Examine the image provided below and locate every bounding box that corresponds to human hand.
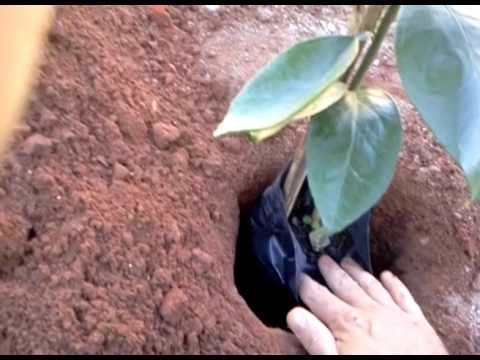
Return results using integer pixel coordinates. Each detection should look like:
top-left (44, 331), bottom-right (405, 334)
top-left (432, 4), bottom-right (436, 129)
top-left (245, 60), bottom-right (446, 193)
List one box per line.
top-left (287, 255), bottom-right (448, 355)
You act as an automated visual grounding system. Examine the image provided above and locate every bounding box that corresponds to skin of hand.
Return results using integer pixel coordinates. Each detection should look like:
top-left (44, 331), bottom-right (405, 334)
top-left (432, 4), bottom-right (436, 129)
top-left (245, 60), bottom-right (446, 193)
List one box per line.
top-left (287, 255), bottom-right (448, 355)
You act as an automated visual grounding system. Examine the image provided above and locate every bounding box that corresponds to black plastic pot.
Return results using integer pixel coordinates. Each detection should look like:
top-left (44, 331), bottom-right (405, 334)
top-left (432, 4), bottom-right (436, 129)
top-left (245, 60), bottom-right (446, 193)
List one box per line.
top-left (234, 166), bottom-right (372, 329)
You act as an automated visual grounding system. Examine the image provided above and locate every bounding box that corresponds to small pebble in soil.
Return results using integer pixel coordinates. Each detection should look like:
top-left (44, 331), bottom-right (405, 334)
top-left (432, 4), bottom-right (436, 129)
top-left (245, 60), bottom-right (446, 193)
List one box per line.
top-left (209, 210), bottom-right (220, 222)
top-left (151, 99), bottom-right (158, 113)
top-left (153, 267), bottom-right (173, 285)
top-left (176, 247), bottom-right (192, 263)
top-left (154, 289), bottom-right (163, 304)
top-left (152, 122), bottom-right (181, 150)
top-left (472, 272), bottom-right (480, 291)
top-left (204, 5), bottom-right (221, 11)
top-left (152, 8), bottom-right (173, 28)
top-left (39, 107), bottom-right (58, 127)
top-left (57, 128), bottom-right (75, 141)
top-left (162, 72), bottom-right (175, 86)
top-left (256, 7), bottom-right (273, 23)
top-left (160, 287), bottom-right (188, 324)
top-left (173, 148), bottom-right (190, 169)
top-left (113, 162), bottom-right (130, 182)
top-left (15, 123), bottom-right (32, 136)
top-left (186, 332), bottom-right (199, 350)
top-left (203, 108), bottom-right (219, 124)
top-left (19, 134), bottom-right (53, 157)
top-left (205, 49), bottom-right (217, 59)
top-left (96, 155), bottom-right (108, 167)
top-left (192, 248), bottom-right (214, 266)
top-left (327, 22), bottom-right (337, 33)
top-left (419, 237), bottom-right (430, 246)
top-left (220, 137), bottom-right (243, 155)
top-left (150, 5), bottom-right (167, 15)
top-left (416, 167), bottom-right (430, 182)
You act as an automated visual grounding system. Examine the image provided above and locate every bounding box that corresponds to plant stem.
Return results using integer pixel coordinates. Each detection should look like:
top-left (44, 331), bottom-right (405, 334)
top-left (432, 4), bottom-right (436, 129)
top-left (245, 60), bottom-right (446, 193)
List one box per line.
top-left (349, 5), bottom-right (400, 90)
top-left (342, 5), bottom-right (387, 84)
top-left (284, 138), bottom-right (306, 217)
top-left (283, 5), bottom-right (400, 217)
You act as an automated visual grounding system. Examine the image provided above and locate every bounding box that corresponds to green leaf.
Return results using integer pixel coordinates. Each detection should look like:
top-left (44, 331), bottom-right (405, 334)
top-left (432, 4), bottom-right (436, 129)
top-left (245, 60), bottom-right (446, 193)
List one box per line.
top-left (306, 89), bottom-right (402, 235)
top-left (213, 35), bottom-right (360, 138)
top-left (396, 5), bottom-right (480, 199)
top-left (247, 82), bottom-right (348, 143)
top-left (247, 121), bottom-right (286, 144)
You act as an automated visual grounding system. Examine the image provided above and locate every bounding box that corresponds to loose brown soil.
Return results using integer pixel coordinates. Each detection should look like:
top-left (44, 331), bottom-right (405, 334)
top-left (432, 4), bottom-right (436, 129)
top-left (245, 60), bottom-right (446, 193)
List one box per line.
top-left (0, 5), bottom-right (479, 355)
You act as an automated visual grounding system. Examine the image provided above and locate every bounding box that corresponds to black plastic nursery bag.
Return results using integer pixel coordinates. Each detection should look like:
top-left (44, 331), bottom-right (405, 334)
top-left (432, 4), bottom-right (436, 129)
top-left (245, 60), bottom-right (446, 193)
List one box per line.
top-left (235, 167), bottom-right (372, 329)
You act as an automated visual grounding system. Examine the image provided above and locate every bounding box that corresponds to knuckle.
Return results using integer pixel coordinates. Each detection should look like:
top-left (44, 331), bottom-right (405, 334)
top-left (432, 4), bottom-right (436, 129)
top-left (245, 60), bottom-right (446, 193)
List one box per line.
top-left (298, 277), bottom-right (311, 299)
top-left (353, 314), bottom-right (370, 331)
top-left (335, 310), bottom-right (369, 330)
top-left (363, 274), bottom-right (377, 291)
top-left (337, 271), bottom-right (350, 288)
top-left (396, 289), bottom-right (409, 305)
top-left (299, 278), bottom-right (323, 304)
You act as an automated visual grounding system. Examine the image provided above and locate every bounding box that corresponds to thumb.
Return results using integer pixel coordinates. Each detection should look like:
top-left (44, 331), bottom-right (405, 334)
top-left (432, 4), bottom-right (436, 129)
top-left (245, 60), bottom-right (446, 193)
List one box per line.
top-left (287, 307), bottom-right (338, 355)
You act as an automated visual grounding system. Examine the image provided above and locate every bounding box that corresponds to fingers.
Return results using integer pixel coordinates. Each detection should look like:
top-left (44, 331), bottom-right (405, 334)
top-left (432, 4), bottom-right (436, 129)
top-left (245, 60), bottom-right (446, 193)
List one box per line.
top-left (380, 271), bottom-right (424, 317)
top-left (298, 273), bottom-right (356, 327)
top-left (287, 307), bottom-right (338, 355)
top-left (318, 255), bottom-right (373, 307)
top-left (341, 257), bottom-right (397, 308)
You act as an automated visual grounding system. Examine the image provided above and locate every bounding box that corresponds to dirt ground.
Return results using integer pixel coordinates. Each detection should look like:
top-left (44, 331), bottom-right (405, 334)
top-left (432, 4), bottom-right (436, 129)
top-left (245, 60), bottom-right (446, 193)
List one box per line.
top-left (0, 5), bottom-right (479, 355)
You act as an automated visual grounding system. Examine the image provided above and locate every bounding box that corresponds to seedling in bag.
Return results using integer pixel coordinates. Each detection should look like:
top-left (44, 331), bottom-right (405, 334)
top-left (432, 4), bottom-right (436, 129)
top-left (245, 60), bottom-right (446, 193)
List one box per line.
top-left (214, 5), bottom-right (480, 251)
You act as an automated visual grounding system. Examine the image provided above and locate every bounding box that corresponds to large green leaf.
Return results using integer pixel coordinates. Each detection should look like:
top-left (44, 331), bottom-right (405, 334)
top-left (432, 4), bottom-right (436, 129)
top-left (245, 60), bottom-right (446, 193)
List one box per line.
top-left (213, 35), bottom-right (360, 138)
top-left (306, 89), bottom-right (402, 235)
top-left (396, 5), bottom-right (480, 199)
top-left (247, 82), bottom-right (347, 143)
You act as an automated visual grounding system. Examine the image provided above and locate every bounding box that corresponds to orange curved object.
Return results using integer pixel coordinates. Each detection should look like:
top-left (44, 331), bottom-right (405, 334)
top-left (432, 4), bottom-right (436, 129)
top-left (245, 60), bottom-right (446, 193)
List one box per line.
top-left (0, 5), bottom-right (54, 158)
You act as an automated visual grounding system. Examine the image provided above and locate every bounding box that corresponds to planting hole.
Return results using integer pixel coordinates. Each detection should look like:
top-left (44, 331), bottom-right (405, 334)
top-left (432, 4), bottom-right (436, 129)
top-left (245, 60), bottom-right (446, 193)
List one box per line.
top-left (234, 205), bottom-right (295, 331)
top-left (369, 209), bottom-right (403, 277)
top-left (234, 203), bottom-right (401, 330)
top-left (370, 234), bottom-right (400, 277)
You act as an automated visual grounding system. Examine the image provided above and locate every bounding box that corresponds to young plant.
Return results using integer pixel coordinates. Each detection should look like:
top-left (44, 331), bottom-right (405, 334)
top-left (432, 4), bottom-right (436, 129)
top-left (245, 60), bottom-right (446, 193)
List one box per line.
top-left (213, 5), bottom-right (480, 250)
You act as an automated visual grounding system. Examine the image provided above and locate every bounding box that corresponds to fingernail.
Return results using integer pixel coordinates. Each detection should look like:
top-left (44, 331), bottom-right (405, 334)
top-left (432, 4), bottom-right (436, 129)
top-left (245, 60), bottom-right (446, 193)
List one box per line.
top-left (297, 273), bottom-right (310, 289)
top-left (288, 309), bottom-right (307, 330)
top-left (382, 270), bottom-right (394, 279)
top-left (318, 254), bottom-right (329, 266)
top-left (318, 254), bottom-right (334, 270)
